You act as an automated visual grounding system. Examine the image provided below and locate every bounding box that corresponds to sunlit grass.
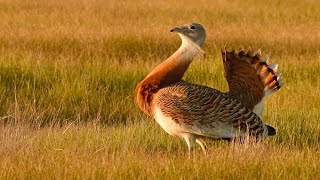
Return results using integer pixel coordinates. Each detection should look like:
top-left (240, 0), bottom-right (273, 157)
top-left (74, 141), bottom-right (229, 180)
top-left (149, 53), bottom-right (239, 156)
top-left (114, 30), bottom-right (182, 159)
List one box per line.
top-left (1, 124), bottom-right (319, 179)
top-left (0, 0), bottom-right (319, 178)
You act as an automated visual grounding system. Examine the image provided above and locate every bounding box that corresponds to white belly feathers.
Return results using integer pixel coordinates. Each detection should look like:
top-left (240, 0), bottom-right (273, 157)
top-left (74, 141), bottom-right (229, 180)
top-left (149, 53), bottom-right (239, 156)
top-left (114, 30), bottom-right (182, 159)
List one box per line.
top-left (153, 107), bottom-right (186, 137)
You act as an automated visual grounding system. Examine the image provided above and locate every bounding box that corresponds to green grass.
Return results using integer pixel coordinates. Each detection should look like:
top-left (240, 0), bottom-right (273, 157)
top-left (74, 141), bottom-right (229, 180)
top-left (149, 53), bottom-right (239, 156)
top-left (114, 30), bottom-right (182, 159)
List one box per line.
top-left (0, 0), bottom-right (320, 178)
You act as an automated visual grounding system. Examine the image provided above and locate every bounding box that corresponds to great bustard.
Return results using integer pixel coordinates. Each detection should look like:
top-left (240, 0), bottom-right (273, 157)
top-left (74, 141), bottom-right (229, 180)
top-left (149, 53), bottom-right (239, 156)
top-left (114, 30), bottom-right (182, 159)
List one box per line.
top-left (135, 23), bottom-right (283, 156)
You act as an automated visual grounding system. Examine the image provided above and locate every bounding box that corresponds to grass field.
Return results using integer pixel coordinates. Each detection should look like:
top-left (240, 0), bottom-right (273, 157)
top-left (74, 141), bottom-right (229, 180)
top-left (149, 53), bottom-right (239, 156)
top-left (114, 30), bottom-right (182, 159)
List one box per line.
top-left (1, 0), bottom-right (320, 179)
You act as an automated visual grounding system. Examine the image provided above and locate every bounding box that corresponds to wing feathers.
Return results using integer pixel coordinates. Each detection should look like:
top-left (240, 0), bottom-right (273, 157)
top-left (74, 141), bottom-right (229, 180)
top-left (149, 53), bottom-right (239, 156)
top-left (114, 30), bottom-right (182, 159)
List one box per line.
top-left (154, 81), bottom-right (267, 138)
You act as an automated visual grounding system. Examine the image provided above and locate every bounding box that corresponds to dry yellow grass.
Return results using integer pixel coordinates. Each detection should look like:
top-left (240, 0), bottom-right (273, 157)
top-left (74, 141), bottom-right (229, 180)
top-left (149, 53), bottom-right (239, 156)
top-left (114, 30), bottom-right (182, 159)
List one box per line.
top-left (0, 0), bottom-right (320, 178)
top-left (1, 123), bottom-right (320, 179)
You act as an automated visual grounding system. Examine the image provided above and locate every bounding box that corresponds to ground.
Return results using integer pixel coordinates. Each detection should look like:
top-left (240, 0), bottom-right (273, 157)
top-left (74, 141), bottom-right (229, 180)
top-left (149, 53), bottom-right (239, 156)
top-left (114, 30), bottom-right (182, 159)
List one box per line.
top-left (0, 0), bottom-right (319, 179)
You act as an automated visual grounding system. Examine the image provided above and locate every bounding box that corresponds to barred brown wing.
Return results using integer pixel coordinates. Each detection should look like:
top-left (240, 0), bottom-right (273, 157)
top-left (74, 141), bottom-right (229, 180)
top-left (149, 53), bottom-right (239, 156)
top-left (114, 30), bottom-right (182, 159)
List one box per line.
top-left (153, 81), bottom-right (266, 138)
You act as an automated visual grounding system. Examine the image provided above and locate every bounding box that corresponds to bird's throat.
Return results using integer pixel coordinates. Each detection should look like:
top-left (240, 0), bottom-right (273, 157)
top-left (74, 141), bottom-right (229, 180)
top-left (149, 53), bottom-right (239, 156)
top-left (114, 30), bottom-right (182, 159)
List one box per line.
top-left (145, 39), bottom-right (202, 86)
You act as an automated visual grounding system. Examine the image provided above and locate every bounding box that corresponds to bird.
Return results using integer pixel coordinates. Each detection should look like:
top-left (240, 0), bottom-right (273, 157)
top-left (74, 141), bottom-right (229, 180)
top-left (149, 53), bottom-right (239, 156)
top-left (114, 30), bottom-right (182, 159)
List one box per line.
top-left (135, 22), bottom-right (283, 156)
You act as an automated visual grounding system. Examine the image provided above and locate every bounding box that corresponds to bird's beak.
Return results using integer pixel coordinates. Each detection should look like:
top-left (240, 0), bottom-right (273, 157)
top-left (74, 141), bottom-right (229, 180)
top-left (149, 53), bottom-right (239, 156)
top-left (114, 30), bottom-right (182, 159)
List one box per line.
top-left (170, 27), bottom-right (184, 33)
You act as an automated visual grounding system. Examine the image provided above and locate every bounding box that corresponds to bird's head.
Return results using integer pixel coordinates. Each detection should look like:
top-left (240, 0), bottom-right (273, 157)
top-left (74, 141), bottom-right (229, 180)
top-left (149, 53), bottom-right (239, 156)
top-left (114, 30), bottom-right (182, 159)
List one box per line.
top-left (170, 23), bottom-right (206, 48)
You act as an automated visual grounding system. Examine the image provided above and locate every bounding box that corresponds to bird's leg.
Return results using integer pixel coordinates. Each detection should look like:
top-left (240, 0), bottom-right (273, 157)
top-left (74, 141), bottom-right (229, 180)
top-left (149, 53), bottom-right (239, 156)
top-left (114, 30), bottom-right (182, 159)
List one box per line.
top-left (184, 134), bottom-right (196, 159)
top-left (196, 138), bottom-right (207, 156)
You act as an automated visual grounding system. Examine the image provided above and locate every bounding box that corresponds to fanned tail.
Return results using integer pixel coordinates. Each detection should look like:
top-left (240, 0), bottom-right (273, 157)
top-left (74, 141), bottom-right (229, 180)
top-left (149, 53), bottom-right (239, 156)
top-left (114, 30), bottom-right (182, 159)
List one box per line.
top-left (222, 47), bottom-right (283, 119)
top-left (222, 47), bottom-right (283, 104)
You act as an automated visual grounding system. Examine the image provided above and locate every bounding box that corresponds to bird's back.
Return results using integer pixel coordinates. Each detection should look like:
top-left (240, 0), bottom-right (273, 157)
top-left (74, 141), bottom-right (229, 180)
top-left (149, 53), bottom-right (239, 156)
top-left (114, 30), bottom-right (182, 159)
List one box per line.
top-left (152, 81), bottom-right (267, 139)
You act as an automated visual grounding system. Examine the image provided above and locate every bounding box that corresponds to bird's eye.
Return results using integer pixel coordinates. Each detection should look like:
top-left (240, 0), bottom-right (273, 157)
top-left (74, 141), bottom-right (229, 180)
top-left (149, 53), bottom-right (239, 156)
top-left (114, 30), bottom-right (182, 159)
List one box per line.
top-left (190, 25), bottom-right (196, 30)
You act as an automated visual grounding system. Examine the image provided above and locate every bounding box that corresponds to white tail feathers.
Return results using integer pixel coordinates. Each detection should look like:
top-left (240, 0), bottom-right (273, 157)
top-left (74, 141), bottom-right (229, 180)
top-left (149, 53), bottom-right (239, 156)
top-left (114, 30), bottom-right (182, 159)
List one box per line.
top-left (253, 53), bottom-right (283, 118)
top-left (268, 63), bottom-right (278, 71)
top-left (252, 52), bottom-right (283, 119)
top-left (256, 54), bottom-right (283, 99)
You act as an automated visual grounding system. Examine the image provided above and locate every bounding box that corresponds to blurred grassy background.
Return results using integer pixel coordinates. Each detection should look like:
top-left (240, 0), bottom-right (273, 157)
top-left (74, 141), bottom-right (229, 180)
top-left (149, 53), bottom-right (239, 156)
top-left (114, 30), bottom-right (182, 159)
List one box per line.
top-left (1, 0), bottom-right (319, 126)
top-left (0, 0), bottom-right (319, 178)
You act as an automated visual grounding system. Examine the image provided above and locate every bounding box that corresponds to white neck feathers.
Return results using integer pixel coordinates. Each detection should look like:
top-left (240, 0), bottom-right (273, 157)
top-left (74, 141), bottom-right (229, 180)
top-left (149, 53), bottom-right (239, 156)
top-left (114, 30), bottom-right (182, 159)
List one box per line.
top-left (176, 34), bottom-right (204, 62)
